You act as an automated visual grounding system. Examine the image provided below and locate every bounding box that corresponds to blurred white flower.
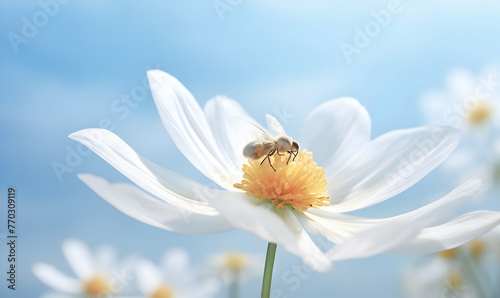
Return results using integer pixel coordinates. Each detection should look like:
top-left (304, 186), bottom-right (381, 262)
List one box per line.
top-left (404, 256), bottom-right (479, 298)
top-left (135, 249), bottom-right (219, 298)
top-left (476, 225), bottom-right (500, 261)
top-left (404, 227), bottom-right (500, 298)
top-left (420, 67), bottom-right (500, 131)
top-left (206, 251), bottom-right (262, 284)
top-left (33, 239), bottom-right (134, 297)
top-left (420, 67), bottom-right (500, 196)
top-left (71, 70), bottom-right (500, 272)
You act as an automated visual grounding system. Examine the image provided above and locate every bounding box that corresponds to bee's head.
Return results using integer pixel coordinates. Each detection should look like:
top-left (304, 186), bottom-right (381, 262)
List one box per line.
top-left (291, 141), bottom-right (299, 152)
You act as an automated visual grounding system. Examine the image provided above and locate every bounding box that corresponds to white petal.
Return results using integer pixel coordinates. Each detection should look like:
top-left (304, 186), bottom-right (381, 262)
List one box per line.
top-left (446, 68), bottom-right (476, 98)
top-left (306, 179), bottom-right (482, 244)
top-left (198, 188), bottom-right (331, 272)
top-left (266, 114), bottom-right (287, 137)
top-left (162, 249), bottom-right (190, 275)
top-left (281, 208), bottom-right (332, 272)
top-left (327, 218), bottom-right (422, 261)
top-left (327, 126), bottom-right (460, 212)
top-left (62, 239), bottom-right (95, 280)
top-left (299, 212), bottom-right (368, 244)
top-left (136, 260), bottom-right (163, 294)
top-left (33, 263), bottom-right (81, 293)
top-left (147, 70), bottom-right (239, 189)
top-left (69, 129), bottom-right (223, 214)
top-left (161, 249), bottom-right (195, 286)
top-left (394, 211), bottom-right (500, 254)
top-left (95, 245), bottom-right (116, 273)
top-left (204, 95), bottom-right (253, 171)
top-left (324, 181), bottom-right (487, 260)
top-left (390, 179), bottom-right (482, 225)
top-left (78, 174), bottom-right (233, 234)
top-left (299, 97), bottom-right (371, 169)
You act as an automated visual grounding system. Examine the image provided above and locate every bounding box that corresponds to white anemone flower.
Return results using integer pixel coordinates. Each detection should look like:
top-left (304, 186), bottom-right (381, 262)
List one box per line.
top-left (33, 239), bottom-right (134, 297)
top-left (135, 249), bottom-right (219, 298)
top-left (420, 67), bottom-right (500, 131)
top-left (70, 70), bottom-right (500, 273)
top-left (420, 67), bottom-right (500, 193)
top-left (206, 251), bottom-right (262, 284)
top-left (204, 251), bottom-right (262, 298)
top-left (403, 256), bottom-right (480, 298)
top-left (403, 228), bottom-right (500, 298)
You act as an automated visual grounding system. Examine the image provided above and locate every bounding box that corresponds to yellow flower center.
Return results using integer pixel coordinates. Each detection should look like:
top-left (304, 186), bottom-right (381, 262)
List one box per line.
top-left (83, 273), bottom-right (112, 296)
top-left (467, 103), bottom-right (492, 125)
top-left (469, 238), bottom-right (486, 260)
top-left (223, 252), bottom-right (248, 271)
top-left (438, 248), bottom-right (458, 260)
top-left (234, 150), bottom-right (330, 211)
top-left (150, 284), bottom-right (175, 298)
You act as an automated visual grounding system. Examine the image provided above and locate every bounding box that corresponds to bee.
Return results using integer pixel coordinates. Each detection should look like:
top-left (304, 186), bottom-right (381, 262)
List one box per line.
top-left (237, 115), bottom-right (300, 171)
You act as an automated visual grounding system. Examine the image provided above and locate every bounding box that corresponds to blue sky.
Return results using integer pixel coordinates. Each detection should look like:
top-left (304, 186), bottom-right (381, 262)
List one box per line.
top-left (1, 0), bottom-right (500, 297)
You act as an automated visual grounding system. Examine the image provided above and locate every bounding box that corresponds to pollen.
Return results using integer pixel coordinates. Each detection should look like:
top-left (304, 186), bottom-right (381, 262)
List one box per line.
top-left (151, 284), bottom-right (175, 298)
top-left (223, 252), bottom-right (249, 271)
top-left (83, 273), bottom-right (112, 296)
top-left (467, 104), bottom-right (493, 125)
top-left (234, 150), bottom-right (330, 211)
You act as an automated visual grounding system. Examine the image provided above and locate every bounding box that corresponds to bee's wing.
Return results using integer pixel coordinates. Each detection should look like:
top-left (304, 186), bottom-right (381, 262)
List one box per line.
top-left (266, 114), bottom-right (287, 138)
top-left (229, 116), bottom-right (275, 143)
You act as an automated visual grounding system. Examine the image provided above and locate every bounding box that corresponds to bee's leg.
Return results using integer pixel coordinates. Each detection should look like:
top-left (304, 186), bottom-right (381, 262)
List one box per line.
top-left (261, 149), bottom-right (277, 171)
top-left (268, 154), bottom-right (276, 172)
top-left (292, 151), bottom-right (298, 161)
top-left (286, 151), bottom-right (292, 164)
top-left (263, 149), bottom-right (277, 171)
top-left (260, 155), bottom-right (268, 165)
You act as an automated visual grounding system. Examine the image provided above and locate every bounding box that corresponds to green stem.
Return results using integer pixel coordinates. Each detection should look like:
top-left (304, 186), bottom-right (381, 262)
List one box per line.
top-left (261, 242), bottom-right (277, 298)
top-left (229, 280), bottom-right (238, 298)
